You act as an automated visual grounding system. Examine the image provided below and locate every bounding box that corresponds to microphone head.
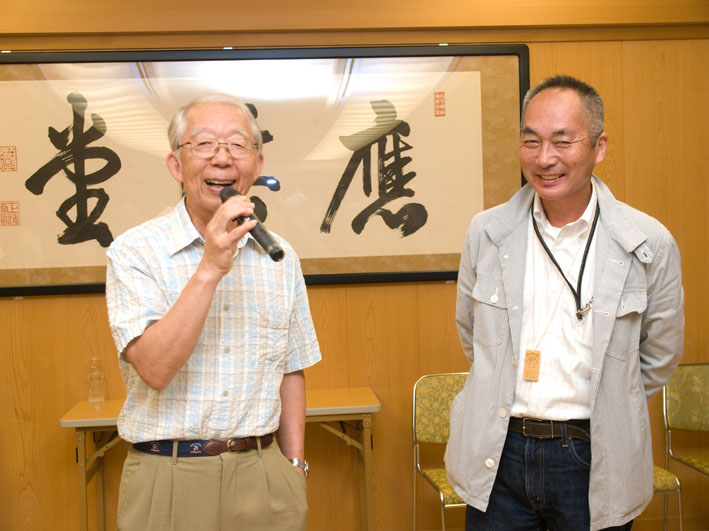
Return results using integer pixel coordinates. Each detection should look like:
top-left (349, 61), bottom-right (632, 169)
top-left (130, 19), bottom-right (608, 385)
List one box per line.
top-left (219, 186), bottom-right (239, 202)
top-left (269, 246), bottom-right (285, 262)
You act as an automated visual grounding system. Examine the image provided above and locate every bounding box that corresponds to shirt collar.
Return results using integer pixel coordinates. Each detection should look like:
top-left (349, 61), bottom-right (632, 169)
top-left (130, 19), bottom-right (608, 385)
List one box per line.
top-left (166, 198), bottom-right (202, 256)
top-left (532, 179), bottom-right (598, 238)
top-left (167, 197), bottom-right (252, 257)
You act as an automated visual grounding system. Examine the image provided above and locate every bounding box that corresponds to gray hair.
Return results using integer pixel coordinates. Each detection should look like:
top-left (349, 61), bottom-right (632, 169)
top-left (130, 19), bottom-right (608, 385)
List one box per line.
top-left (521, 74), bottom-right (605, 144)
top-left (167, 94), bottom-right (263, 154)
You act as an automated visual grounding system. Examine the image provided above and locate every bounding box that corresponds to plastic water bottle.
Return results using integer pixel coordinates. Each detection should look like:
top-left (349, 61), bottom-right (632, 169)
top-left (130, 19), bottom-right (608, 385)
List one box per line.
top-left (87, 357), bottom-right (105, 403)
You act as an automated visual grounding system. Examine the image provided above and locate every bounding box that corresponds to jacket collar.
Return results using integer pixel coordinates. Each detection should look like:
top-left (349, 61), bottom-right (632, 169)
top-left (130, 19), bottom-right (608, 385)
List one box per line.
top-left (591, 176), bottom-right (648, 254)
top-left (485, 175), bottom-right (649, 256)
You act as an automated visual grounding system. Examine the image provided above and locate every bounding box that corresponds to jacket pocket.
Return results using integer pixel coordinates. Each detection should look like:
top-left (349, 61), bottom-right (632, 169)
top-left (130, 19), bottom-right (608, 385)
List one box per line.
top-left (471, 277), bottom-right (507, 347)
top-left (607, 289), bottom-right (647, 361)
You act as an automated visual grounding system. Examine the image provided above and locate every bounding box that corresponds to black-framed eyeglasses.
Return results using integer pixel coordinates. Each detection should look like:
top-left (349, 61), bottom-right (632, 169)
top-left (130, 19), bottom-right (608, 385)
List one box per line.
top-left (178, 137), bottom-right (258, 160)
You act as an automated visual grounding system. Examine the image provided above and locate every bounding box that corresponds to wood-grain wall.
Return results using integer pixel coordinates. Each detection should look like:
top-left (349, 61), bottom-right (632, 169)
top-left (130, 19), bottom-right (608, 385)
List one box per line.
top-left (1, 2), bottom-right (708, 529)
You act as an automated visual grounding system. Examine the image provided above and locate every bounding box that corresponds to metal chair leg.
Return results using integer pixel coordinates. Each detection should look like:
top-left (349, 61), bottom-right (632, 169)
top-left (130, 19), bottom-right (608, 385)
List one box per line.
top-left (440, 498), bottom-right (447, 531)
top-left (663, 492), bottom-right (668, 531)
top-left (677, 488), bottom-right (683, 531)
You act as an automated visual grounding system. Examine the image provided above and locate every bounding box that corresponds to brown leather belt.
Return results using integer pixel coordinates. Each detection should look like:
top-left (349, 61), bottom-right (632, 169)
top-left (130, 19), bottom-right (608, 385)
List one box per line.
top-left (133, 433), bottom-right (274, 457)
top-left (508, 417), bottom-right (590, 441)
top-left (203, 433), bottom-right (274, 455)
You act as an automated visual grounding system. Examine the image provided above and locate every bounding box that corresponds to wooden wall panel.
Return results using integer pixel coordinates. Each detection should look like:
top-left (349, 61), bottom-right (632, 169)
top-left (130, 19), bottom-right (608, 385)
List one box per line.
top-left (3, 0), bottom-right (708, 35)
top-left (343, 284), bottom-right (421, 531)
top-left (2, 25), bottom-right (709, 53)
top-left (621, 39), bottom-right (709, 360)
top-left (303, 285), bottom-right (353, 388)
top-left (0, 294), bottom-right (123, 530)
top-left (621, 43), bottom-right (709, 529)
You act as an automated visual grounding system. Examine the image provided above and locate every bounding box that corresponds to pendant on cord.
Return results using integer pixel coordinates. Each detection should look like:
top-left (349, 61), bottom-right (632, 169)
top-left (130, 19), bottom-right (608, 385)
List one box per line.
top-left (524, 349), bottom-right (541, 382)
top-left (533, 204), bottom-right (600, 322)
top-left (576, 297), bottom-right (593, 320)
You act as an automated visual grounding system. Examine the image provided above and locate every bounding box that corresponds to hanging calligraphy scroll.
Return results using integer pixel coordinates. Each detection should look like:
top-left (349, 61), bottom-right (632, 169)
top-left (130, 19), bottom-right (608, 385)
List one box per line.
top-left (0, 45), bottom-right (528, 295)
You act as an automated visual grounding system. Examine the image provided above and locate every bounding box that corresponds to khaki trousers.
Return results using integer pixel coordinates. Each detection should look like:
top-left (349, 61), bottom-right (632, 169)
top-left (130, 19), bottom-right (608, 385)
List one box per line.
top-left (117, 440), bottom-right (307, 531)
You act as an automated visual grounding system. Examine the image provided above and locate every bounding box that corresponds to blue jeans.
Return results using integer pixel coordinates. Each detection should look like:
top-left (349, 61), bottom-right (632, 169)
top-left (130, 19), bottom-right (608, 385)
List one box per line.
top-left (465, 430), bottom-right (633, 531)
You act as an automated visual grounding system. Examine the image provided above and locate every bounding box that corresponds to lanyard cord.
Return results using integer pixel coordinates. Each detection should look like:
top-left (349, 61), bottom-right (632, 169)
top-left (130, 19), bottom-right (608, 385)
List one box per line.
top-left (532, 203), bottom-right (600, 320)
top-left (530, 229), bottom-right (584, 350)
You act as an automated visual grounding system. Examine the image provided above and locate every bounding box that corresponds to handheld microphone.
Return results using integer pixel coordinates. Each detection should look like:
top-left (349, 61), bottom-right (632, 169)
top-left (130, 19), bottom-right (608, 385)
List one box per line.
top-left (219, 186), bottom-right (285, 262)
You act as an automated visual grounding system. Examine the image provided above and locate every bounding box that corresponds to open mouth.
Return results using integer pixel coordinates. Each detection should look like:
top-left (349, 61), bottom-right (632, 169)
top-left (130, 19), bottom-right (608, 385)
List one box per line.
top-left (206, 179), bottom-right (236, 188)
top-left (539, 174), bottom-right (563, 181)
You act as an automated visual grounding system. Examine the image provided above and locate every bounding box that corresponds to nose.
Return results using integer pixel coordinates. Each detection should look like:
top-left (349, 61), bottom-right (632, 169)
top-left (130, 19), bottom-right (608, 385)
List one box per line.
top-left (211, 143), bottom-right (232, 164)
top-left (536, 141), bottom-right (557, 167)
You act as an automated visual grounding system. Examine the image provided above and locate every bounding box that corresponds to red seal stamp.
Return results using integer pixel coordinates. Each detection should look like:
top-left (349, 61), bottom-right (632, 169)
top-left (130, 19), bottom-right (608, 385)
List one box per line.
top-left (0, 146), bottom-right (18, 172)
top-left (0, 201), bottom-right (20, 226)
top-left (434, 91), bottom-right (446, 117)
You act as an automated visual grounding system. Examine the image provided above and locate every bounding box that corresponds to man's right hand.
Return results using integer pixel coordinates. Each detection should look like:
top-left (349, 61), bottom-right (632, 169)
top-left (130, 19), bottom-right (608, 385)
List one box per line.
top-left (199, 194), bottom-right (258, 280)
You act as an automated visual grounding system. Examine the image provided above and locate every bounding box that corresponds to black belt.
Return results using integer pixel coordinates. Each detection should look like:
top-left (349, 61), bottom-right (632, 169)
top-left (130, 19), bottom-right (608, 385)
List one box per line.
top-left (508, 417), bottom-right (590, 441)
top-left (133, 433), bottom-right (274, 457)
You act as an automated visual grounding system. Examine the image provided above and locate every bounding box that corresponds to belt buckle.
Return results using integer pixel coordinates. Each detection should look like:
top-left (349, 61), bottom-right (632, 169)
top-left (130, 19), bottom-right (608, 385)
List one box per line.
top-left (522, 418), bottom-right (554, 438)
top-left (522, 418), bottom-right (531, 437)
top-left (226, 438), bottom-right (240, 452)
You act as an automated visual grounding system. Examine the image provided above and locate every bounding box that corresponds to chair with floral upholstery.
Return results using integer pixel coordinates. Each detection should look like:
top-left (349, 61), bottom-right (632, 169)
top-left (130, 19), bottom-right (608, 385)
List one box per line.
top-left (661, 362), bottom-right (709, 530)
top-left (653, 464), bottom-right (682, 531)
top-left (412, 372), bottom-right (467, 531)
top-left (663, 363), bottom-right (709, 477)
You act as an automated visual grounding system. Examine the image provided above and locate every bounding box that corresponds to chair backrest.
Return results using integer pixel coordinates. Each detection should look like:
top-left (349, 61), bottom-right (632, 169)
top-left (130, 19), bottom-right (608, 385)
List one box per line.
top-left (413, 372), bottom-right (468, 444)
top-left (664, 363), bottom-right (709, 432)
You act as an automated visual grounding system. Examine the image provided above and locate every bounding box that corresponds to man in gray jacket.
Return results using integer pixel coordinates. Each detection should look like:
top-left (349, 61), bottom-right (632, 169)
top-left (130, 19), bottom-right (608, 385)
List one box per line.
top-left (445, 75), bottom-right (684, 530)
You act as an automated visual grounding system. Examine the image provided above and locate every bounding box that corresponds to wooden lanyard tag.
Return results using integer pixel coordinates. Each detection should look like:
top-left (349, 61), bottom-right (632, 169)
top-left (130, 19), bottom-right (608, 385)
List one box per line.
top-left (524, 349), bottom-right (541, 381)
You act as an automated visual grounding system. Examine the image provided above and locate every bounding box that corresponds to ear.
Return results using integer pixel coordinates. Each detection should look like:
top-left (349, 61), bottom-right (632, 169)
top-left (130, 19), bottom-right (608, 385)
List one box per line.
top-left (255, 152), bottom-right (264, 178)
top-left (594, 132), bottom-right (608, 166)
top-left (166, 152), bottom-right (184, 184)
top-left (241, 152), bottom-right (265, 195)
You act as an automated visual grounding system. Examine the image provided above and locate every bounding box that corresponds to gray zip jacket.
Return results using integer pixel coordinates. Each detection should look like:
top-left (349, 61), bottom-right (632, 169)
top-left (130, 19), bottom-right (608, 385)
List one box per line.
top-left (445, 176), bottom-right (684, 530)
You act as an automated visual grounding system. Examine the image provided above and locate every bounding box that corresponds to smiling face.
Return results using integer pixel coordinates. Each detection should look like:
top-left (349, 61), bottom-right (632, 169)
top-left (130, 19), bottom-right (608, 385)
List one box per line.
top-left (520, 88), bottom-right (607, 226)
top-left (166, 101), bottom-right (264, 231)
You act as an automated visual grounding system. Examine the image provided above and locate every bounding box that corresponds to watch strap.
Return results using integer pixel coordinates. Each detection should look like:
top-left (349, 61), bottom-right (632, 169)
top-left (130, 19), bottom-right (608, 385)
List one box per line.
top-left (289, 457), bottom-right (309, 477)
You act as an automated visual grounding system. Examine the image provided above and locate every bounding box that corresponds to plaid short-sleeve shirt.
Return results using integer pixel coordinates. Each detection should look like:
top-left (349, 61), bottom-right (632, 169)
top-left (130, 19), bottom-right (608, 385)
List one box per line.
top-left (106, 199), bottom-right (321, 443)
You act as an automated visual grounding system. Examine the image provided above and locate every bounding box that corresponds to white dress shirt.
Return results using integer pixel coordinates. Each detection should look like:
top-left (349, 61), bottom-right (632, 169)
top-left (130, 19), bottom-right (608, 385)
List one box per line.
top-left (511, 183), bottom-right (598, 421)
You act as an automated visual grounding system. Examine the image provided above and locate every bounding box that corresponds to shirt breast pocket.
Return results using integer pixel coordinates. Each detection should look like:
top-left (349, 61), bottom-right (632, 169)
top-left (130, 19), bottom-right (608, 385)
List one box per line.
top-left (250, 305), bottom-right (291, 366)
top-left (607, 289), bottom-right (647, 361)
top-left (471, 277), bottom-right (508, 347)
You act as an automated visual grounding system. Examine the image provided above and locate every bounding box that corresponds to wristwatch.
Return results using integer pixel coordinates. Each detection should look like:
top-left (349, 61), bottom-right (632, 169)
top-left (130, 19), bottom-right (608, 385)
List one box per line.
top-left (289, 457), bottom-right (309, 478)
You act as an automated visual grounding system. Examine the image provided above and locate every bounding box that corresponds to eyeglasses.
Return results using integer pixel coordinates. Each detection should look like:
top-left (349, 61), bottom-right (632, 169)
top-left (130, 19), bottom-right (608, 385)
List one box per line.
top-left (178, 137), bottom-right (257, 160)
top-left (520, 137), bottom-right (592, 154)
